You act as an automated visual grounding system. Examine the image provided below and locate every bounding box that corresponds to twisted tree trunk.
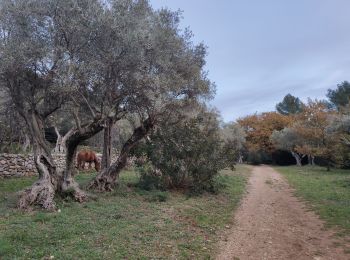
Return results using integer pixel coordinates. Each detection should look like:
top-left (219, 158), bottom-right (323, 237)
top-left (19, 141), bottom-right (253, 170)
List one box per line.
top-left (18, 112), bottom-right (107, 208)
top-left (22, 132), bottom-right (31, 152)
top-left (88, 117), bottom-right (154, 192)
top-left (18, 111), bottom-right (61, 210)
top-left (61, 133), bottom-right (88, 202)
top-left (101, 117), bottom-right (113, 170)
top-left (291, 151), bottom-right (302, 167)
top-left (53, 127), bottom-right (74, 154)
top-left (237, 153), bottom-right (243, 164)
top-left (61, 119), bottom-right (105, 200)
top-left (307, 155), bottom-right (315, 166)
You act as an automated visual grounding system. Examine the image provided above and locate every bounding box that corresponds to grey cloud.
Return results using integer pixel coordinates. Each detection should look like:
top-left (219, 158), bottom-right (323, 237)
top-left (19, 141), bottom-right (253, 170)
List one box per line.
top-left (151, 0), bottom-right (350, 121)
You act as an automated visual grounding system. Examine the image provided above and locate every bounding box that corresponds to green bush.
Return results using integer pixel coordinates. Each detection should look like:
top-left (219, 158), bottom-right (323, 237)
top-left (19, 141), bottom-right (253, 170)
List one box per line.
top-left (135, 109), bottom-right (228, 193)
top-left (137, 163), bottom-right (163, 191)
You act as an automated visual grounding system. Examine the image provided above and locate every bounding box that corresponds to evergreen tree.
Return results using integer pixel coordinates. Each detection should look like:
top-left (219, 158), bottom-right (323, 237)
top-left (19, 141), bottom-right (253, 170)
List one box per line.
top-left (276, 94), bottom-right (303, 115)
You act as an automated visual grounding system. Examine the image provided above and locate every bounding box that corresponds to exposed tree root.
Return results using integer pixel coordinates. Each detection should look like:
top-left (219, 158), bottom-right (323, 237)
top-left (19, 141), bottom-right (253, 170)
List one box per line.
top-left (87, 172), bottom-right (117, 192)
top-left (61, 176), bottom-right (89, 202)
top-left (17, 179), bottom-right (56, 210)
top-left (18, 174), bottom-right (88, 210)
top-left (88, 117), bottom-right (153, 192)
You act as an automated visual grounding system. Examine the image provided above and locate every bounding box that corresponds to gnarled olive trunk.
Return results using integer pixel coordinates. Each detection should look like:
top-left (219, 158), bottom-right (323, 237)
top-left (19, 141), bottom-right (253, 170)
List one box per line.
top-left (53, 127), bottom-right (73, 154)
top-left (237, 153), bottom-right (243, 164)
top-left (307, 155), bottom-right (315, 166)
top-left (18, 111), bottom-right (61, 210)
top-left (61, 120), bottom-right (105, 199)
top-left (88, 117), bottom-right (154, 192)
top-left (61, 134), bottom-right (88, 202)
top-left (22, 132), bottom-right (31, 152)
top-left (20, 115), bottom-right (107, 209)
top-left (291, 151), bottom-right (302, 166)
top-left (101, 117), bottom-right (113, 170)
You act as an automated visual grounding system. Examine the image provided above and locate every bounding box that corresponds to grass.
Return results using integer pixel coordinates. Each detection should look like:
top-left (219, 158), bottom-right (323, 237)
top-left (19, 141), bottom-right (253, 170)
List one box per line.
top-left (274, 165), bottom-right (350, 236)
top-left (0, 165), bottom-right (250, 259)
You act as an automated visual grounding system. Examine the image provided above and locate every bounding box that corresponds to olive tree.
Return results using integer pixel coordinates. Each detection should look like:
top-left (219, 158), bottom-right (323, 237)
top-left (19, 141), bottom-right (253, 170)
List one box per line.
top-left (0, 0), bottom-right (131, 208)
top-left (88, 8), bottom-right (214, 191)
top-left (0, 0), bottom-right (214, 209)
top-left (0, 0), bottom-right (74, 209)
top-left (221, 122), bottom-right (246, 166)
top-left (271, 128), bottom-right (305, 166)
top-left (134, 106), bottom-right (224, 192)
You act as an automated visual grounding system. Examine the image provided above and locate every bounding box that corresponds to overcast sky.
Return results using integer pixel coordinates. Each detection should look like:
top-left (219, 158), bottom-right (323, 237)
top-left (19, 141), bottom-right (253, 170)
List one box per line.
top-left (150, 0), bottom-right (350, 122)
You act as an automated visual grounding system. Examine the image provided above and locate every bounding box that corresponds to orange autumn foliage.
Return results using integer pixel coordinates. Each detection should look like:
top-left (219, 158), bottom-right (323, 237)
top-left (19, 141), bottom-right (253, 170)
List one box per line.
top-left (293, 100), bottom-right (339, 166)
top-left (238, 112), bottom-right (293, 153)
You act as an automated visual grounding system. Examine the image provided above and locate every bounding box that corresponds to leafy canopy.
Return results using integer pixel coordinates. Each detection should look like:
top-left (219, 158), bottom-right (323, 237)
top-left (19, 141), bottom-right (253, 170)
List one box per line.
top-left (276, 94), bottom-right (303, 115)
top-left (238, 112), bottom-right (292, 153)
top-left (327, 81), bottom-right (350, 110)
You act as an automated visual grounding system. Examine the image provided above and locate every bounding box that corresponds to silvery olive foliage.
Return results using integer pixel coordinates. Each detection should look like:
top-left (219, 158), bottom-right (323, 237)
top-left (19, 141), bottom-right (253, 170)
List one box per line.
top-left (0, 0), bottom-right (216, 207)
top-left (220, 122), bottom-right (246, 166)
top-left (271, 128), bottom-right (305, 166)
top-left (134, 107), bottom-right (227, 193)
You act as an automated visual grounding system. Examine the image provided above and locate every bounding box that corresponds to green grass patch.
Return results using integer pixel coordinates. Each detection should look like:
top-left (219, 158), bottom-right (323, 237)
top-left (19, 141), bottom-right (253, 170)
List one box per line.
top-left (274, 166), bottom-right (350, 235)
top-left (0, 165), bottom-right (250, 259)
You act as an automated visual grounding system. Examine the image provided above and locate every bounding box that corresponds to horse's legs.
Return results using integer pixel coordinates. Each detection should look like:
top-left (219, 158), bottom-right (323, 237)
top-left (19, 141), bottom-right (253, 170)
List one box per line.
top-left (89, 162), bottom-right (92, 169)
top-left (77, 158), bottom-right (82, 170)
top-left (80, 161), bottom-right (85, 170)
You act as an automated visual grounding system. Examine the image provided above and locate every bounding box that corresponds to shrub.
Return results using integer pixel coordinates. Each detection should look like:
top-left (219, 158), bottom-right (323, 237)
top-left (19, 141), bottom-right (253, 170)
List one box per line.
top-left (135, 109), bottom-right (227, 193)
top-left (137, 162), bottom-right (163, 191)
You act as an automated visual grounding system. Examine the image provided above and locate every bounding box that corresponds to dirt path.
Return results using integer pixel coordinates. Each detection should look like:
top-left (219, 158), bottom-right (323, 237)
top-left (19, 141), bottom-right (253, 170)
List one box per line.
top-left (216, 165), bottom-right (349, 260)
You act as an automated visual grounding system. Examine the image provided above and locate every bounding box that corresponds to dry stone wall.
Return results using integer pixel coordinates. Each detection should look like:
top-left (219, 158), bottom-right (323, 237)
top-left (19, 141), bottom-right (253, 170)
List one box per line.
top-left (0, 153), bottom-right (66, 178)
top-left (0, 153), bottom-right (136, 178)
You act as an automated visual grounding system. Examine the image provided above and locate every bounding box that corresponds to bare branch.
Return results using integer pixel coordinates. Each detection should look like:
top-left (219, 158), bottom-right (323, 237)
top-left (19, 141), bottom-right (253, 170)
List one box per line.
top-left (72, 109), bottom-right (82, 132)
top-left (40, 100), bottom-right (62, 119)
top-left (77, 89), bottom-right (96, 118)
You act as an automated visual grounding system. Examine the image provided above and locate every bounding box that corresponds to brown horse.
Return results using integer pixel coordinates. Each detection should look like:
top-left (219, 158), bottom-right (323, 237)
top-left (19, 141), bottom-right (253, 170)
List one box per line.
top-left (77, 150), bottom-right (100, 172)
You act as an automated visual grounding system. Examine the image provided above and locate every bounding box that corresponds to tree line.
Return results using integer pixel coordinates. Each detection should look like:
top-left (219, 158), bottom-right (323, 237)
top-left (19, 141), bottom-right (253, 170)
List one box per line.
top-left (237, 81), bottom-right (350, 170)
